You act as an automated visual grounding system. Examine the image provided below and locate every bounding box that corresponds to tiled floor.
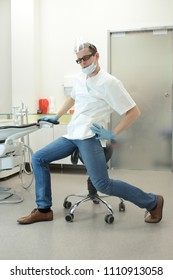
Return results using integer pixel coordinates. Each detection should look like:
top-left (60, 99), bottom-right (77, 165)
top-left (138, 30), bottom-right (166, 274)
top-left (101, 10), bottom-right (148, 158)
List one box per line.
top-left (0, 167), bottom-right (172, 260)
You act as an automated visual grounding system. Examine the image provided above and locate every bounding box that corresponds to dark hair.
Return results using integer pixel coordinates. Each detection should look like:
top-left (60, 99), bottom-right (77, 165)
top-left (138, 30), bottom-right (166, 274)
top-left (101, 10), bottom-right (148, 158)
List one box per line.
top-left (75, 42), bottom-right (97, 54)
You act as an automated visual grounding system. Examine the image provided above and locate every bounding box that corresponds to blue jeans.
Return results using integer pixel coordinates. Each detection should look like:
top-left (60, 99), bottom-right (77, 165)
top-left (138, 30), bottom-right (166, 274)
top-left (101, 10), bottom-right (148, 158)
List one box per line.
top-left (32, 136), bottom-right (156, 210)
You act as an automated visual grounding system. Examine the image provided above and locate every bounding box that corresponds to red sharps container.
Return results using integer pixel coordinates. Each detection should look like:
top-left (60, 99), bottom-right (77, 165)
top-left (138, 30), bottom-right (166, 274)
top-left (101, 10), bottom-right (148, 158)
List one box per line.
top-left (39, 99), bottom-right (49, 114)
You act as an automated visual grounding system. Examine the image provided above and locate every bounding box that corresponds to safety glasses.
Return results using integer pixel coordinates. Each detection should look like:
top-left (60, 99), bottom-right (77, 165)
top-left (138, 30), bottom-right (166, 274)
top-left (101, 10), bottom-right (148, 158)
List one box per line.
top-left (76, 54), bottom-right (93, 64)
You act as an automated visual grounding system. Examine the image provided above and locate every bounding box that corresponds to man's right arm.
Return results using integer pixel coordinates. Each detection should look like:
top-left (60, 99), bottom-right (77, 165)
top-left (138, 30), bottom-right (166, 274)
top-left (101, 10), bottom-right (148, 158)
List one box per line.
top-left (56, 96), bottom-right (75, 118)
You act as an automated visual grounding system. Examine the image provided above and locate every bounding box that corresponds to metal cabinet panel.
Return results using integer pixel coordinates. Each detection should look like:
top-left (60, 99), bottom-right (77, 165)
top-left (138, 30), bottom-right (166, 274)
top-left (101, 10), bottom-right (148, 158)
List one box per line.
top-left (109, 29), bottom-right (173, 170)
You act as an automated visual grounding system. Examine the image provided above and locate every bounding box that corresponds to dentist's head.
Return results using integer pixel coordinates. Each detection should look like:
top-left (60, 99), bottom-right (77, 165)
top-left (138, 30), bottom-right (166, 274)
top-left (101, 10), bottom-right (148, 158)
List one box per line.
top-left (75, 42), bottom-right (100, 77)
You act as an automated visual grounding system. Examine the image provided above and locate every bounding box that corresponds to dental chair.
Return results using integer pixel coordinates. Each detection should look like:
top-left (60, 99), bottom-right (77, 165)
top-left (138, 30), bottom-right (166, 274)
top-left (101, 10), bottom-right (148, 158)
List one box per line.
top-left (63, 141), bottom-right (125, 224)
top-left (0, 123), bottom-right (38, 203)
top-left (0, 120), bottom-right (58, 204)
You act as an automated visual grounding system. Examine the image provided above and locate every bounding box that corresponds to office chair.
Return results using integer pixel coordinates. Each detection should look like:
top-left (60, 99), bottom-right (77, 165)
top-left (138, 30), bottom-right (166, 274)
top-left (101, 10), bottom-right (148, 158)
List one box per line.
top-left (63, 141), bottom-right (125, 224)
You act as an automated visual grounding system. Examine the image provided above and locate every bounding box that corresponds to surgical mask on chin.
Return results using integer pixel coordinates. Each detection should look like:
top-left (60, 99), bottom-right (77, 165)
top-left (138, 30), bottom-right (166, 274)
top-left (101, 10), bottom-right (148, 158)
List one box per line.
top-left (82, 63), bottom-right (97, 75)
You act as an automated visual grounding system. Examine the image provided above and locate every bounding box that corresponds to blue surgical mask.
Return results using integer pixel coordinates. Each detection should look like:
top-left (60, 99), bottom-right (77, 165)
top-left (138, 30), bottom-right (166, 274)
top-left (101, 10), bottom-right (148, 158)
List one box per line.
top-left (82, 63), bottom-right (97, 75)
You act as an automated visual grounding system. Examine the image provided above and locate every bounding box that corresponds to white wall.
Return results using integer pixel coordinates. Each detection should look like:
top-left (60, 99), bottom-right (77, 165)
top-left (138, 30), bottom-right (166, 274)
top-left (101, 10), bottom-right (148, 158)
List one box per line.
top-left (0, 0), bottom-right (11, 113)
top-left (40, 0), bottom-right (173, 111)
top-left (1, 0), bottom-right (173, 113)
top-left (11, 0), bottom-right (38, 111)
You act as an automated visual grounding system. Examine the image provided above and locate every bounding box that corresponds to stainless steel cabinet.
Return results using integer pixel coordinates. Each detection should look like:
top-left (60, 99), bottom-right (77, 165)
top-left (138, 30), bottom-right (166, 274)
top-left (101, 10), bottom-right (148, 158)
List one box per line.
top-left (108, 28), bottom-right (173, 170)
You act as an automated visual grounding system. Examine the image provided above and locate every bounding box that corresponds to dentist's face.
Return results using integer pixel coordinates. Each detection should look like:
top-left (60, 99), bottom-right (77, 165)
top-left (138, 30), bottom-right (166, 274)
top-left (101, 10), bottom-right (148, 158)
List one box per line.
top-left (76, 48), bottom-right (97, 69)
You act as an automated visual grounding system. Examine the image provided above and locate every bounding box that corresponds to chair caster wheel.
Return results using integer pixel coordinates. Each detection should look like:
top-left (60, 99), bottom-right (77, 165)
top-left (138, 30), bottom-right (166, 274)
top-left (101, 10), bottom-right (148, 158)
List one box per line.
top-left (119, 202), bottom-right (125, 212)
top-left (105, 214), bottom-right (114, 224)
top-left (63, 200), bottom-right (72, 209)
top-left (93, 198), bottom-right (99, 204)
top-left (65, 213), bottom-right (74, 222)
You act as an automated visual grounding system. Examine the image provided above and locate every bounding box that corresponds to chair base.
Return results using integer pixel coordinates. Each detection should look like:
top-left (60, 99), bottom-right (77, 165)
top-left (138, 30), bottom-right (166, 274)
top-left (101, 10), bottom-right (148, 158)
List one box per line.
top-left (63, 192), bottom-right (125, 224)
top-left (0, 187), bottom-right (23, 204)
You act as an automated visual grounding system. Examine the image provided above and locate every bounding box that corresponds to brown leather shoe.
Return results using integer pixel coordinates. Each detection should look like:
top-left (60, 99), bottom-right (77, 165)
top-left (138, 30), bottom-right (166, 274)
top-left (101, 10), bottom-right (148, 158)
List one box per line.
top-left (17, 209), bottom-right (53, 224)
top-left (145, 195), bottom-right (164, 223)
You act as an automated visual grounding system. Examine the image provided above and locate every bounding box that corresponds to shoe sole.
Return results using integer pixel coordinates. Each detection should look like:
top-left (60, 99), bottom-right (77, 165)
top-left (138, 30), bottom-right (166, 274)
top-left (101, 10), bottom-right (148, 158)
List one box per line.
top-left (17, 218), bottom-right (53, 225)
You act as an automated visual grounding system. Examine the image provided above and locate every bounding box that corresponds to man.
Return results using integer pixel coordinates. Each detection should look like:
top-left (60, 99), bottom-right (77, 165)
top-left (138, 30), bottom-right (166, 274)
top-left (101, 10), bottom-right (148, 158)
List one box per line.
top-left (17, 42), bottom-right (164, 224)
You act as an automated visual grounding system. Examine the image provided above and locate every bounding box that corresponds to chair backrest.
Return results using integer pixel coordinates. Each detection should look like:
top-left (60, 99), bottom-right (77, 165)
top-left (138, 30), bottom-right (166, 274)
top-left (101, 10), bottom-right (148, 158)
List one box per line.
top-left (71, 141), bottom-right (113, 165)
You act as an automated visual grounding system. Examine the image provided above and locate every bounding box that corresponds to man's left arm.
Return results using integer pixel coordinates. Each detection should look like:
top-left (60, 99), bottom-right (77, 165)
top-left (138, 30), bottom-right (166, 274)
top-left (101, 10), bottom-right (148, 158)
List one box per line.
top-left (90, 105), bottom-right (141, 141)
top-left (113, 105), bottom-right (141, 136)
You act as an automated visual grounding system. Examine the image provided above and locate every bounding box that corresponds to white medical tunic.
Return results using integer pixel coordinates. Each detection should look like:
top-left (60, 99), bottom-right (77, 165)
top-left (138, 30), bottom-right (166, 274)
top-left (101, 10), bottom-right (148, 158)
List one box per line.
top-left (64, 69), bottom-right (136, 140)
